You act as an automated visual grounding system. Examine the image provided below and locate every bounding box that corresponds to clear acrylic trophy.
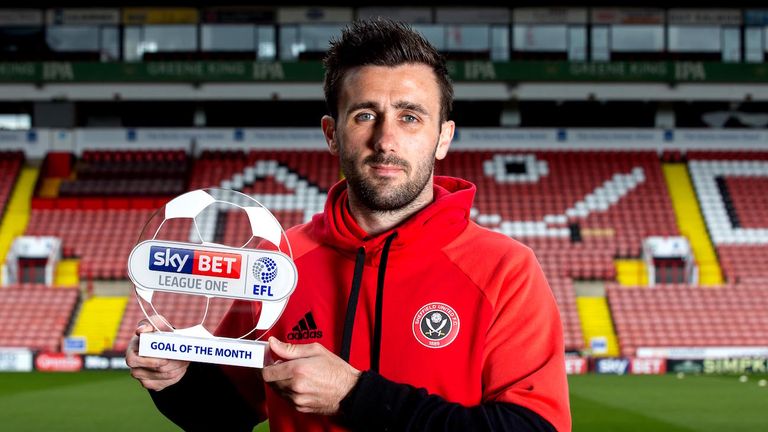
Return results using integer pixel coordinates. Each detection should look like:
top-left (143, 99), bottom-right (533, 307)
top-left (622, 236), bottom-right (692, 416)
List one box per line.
top-left (127, 189), bottom-right (297, 368)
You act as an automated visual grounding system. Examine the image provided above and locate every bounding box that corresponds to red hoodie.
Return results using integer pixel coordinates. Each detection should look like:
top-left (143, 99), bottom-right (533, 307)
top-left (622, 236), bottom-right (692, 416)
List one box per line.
top-left (216, 176), bottom-right (571, 431)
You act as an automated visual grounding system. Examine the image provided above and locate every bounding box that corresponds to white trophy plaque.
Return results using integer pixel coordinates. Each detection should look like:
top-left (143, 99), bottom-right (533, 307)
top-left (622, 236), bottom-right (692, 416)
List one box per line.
top-left (127, 189), bottom-right (297, 368)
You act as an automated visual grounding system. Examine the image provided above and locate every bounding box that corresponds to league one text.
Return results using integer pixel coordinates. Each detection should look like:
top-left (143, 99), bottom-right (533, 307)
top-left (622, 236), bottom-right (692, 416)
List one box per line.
top-left (128, 240), bottom-right (297, 368)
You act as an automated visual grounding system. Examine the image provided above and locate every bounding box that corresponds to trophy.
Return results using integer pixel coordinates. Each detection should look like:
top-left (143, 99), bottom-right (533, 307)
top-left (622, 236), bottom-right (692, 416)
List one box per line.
top-left (127, 189), bottom-right (297, 368)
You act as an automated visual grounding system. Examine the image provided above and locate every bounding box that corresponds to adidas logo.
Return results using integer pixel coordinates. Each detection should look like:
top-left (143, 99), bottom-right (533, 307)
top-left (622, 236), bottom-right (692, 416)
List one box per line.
top-left (287, 312), bottom-right (323, 341)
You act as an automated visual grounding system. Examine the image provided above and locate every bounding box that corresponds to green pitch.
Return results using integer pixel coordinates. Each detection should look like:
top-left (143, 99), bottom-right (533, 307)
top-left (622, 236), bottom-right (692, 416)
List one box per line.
top-left (0, 372), bottom-right (766, 431)
top-left (569, 374), bottom-right (768, 431)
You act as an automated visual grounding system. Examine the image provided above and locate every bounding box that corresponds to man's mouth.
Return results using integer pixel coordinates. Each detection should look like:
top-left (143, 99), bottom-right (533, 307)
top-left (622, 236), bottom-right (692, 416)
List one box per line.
top-left (370, 164), bottom-right (404, 173)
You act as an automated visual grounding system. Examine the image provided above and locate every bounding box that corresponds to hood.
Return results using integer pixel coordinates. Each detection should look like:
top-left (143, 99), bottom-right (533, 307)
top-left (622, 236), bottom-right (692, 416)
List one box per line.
top-left (310, 176), bottom-right (475, 263)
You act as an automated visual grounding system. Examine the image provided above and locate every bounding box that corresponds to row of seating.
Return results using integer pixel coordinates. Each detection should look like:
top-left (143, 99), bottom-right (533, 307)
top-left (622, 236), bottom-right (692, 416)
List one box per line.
top-left (549, 278), bottom-right (584, 352)
top-left (25, 209), bottom-right (153, 279)
top-left (0, 151), bottom-right (24, 215)
top-left (723, 177), bottom-right (768, 229)
top-left (58, 179), bottom-right (186, 197)
top-left (0, 287), bottom-right (79, 352)
top-left (607, 284), bottom-right (768, 356)
top-left (77, 150), bottom-right (189, 179)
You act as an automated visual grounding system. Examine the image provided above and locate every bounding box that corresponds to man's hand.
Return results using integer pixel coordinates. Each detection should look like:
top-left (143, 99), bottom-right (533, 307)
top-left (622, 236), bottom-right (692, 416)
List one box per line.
top-left (262, 337), bottom-right (361, 416)
top-left (125, 319), bottom-right (190, 392)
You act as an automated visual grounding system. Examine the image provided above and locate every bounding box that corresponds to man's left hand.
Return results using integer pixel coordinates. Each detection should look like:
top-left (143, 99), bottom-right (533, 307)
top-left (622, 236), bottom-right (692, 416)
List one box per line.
top-left (262, 336), bottom-right (361, 415)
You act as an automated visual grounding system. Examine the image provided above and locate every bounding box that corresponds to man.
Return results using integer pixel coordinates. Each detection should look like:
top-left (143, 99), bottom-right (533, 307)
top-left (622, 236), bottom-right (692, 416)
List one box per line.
top-left (127, 19), bottom-right (570, 431)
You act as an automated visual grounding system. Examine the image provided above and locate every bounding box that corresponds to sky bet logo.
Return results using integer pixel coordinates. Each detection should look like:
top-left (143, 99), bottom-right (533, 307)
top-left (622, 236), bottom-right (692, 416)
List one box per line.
top-left (149, 246), bottom-right (242, 279)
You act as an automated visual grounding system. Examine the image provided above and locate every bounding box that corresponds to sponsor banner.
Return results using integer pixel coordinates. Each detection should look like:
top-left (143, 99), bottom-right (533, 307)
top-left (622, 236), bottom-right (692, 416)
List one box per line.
top-left (0, 9), bottom-right (43, 26)
top-left (357, 7), bottom-right (431, 24)
top-left (139, 332), bottom-right (267, 368)
top-left (277, 7), bottom-right (353, 24)
top-left (565, 356), bottom-right (588, 375)
top-left (637, 346), bottom-right (768, 359)
top-left (630, 357), bottom-right (667, 375)
top-left (122, 8), bottom-right (199, 25)
top-left (83, 355), bottom-right (128, 370)
top-left (1, 61), bottom-right (768, 83)
top-left (675, 130), bottom-right (768, 147)
top-left (202, 7), bottom-right (276, 24)
top-left (593, 357), bottom-right (631, 375)
top-left (569, 129), bottom-right (664, 146)
top-left (35, 352), bottom-right (83, 372)
top-left (0, 62), bottom-right (322, 83)
top-left (0, 130), bottom-right (33, 144)
top-left (436, 8), bottom-right (511, 24)
top-left (451, 128), bottom-right (559, 149)
top-left (0, 348), bottom-right (34, 372)
top-left (703, 358), bottom-right (768, 375)
top-left (8, 127), bottom-right (768, 156)
top-left (667, 359), bottom-right (704, 374)
top-left (591, 8), bottom-right (665, 25)
top-left (46, 8), bottom-right (120, 25)
top-left (668, 9), bottom-right (742, 25)
top-left (513, 8), bottom-right (588, 24)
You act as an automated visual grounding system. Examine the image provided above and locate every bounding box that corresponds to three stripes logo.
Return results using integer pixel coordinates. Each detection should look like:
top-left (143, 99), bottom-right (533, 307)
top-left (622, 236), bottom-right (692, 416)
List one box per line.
top-left (287, 312), bottom-right (323, 341)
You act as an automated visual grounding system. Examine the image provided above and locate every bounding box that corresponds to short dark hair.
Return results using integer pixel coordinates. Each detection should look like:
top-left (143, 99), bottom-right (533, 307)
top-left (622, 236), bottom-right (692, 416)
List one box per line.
top-left (323, 18), bottom-right (454, 122)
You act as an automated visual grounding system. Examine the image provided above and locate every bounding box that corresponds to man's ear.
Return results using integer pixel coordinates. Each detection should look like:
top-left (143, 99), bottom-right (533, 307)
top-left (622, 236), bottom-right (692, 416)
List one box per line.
top-left (435, 120), bottom-right (455, 161)
top-left (321, 115), bottom-right (338, 155)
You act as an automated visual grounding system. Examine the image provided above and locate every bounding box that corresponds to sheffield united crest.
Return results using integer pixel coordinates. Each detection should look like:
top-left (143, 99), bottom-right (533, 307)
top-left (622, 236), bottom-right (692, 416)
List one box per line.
top-left (412, 302), bottom-right (460, 348)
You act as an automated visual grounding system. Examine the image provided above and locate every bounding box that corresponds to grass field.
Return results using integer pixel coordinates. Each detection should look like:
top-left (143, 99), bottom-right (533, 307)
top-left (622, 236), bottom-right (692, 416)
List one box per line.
top-left (0, 372), bottom-right (766, 431)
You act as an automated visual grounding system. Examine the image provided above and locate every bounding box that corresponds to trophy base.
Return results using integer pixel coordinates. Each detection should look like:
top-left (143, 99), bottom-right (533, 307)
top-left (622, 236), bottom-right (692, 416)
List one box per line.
top-left (139, 332), bottom-right (269, 368)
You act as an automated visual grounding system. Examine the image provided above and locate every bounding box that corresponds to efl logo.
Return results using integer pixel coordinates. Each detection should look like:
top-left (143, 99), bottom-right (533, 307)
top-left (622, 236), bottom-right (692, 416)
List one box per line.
top-left (149, 246), bottom-right (242, 279)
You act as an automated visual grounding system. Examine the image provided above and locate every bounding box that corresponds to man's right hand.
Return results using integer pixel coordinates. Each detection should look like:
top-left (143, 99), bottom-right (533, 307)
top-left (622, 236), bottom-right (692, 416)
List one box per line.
top-left (125, 319), bottom-right (190, 391)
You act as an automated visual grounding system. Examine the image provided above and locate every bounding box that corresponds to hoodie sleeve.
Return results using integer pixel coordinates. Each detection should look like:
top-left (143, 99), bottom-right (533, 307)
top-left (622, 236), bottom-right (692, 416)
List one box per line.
top-left (338, 370), bottom-right (557, 431)
top-left (479, 245), bottom-right (571, 430)
top-left (150, 361), bottom-right (264, 432)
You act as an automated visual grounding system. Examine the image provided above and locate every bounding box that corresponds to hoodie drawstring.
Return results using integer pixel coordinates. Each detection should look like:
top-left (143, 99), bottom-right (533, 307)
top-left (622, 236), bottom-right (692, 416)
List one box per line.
top-left (339, 232), bottom-right (398, 372)
top-left (371, 232), bottom-right (397, 372)
top-left (340, 247), bottom-right (366, 362)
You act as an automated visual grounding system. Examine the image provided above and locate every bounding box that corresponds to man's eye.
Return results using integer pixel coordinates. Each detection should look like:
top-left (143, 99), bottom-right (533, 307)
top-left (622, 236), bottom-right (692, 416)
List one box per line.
top-left (356, 113), bottom-right (375, 121)
top-left (402, 115), bottom-right (418, 123)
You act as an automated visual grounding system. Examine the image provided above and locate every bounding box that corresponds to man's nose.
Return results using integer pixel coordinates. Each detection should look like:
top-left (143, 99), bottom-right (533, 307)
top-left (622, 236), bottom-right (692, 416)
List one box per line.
top-left (373, 116), bottom-right (398, 153)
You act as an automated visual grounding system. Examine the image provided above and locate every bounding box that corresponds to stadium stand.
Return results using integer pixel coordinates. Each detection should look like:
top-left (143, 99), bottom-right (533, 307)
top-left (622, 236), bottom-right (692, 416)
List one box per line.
top-left (687, 151), bottom-right (768, 282)
top-left (2, 4), bottom-right (767, 367)
top-left (15, 144), bottom-right (768, 359)
top-left (25, 209), bottom-right (152, 280)
top-left (608, 283), bottom-right (768, 357)
top-left (436, 150), bottom-right (679, 279)
top-left (0, 286), bottom-right (78, 352)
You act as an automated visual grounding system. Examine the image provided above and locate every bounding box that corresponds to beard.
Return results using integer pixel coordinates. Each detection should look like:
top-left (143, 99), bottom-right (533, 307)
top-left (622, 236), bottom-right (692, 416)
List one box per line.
top-left (339, 138), bottom-right (437, 212)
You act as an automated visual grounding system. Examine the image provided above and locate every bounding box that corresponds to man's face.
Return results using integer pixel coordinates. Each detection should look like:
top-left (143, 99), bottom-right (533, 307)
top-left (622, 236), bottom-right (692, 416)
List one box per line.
top-left (323, 64), bottom-right (454, 212)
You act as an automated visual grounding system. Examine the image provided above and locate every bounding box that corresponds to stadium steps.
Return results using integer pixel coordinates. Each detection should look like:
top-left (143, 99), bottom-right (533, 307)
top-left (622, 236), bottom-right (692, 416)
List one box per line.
top-left (576, 296), bottom-right (620, 357)
top-left (55, 259), bottom-right (80, 287)
top-left (614, 259), bottom-right (648, 286)
top-left (71, 296), bottom-right (128, 354)
top-left (662, 164), bottom-right (723, 285)
top-left (0, 167), bottom-right (39, 274)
